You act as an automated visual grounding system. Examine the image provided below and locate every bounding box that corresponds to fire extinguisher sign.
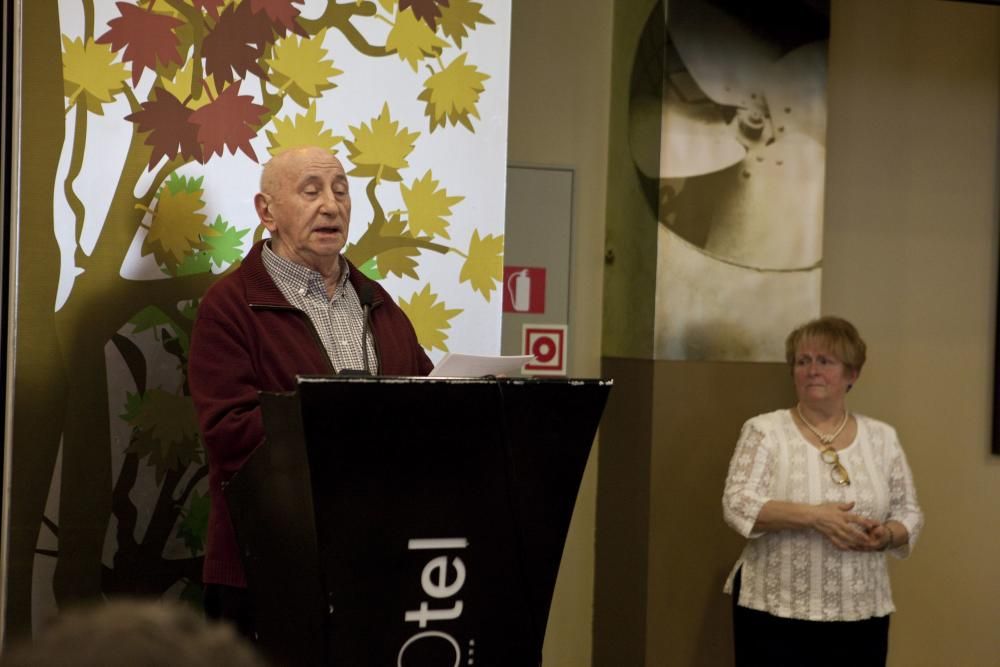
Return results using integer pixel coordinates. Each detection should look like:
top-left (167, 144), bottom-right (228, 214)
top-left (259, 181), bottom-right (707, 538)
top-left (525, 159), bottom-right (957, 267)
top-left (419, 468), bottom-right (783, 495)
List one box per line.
top-left (502, 266), bottom-right (546, 314)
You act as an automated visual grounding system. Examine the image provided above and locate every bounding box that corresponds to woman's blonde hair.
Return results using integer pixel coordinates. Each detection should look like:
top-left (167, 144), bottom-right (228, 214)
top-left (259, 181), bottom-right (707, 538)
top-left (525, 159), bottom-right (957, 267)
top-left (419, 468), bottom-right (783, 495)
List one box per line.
top-left (785, 316), bottom-right (867, 374)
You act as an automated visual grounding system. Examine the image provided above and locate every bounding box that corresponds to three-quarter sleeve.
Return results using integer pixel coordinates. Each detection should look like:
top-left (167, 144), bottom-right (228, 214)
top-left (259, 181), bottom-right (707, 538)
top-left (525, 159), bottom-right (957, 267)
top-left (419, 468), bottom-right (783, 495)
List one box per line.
top-left (722, 419), bottom-right (776, 539)
top-left (884, 428), bottom-right (923, 559)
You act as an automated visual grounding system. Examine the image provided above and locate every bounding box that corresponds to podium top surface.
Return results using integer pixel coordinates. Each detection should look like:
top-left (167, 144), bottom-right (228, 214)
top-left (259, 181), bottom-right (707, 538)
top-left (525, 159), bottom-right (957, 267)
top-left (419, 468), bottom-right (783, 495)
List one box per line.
top-left (293, 375), bottom-right (613, 387)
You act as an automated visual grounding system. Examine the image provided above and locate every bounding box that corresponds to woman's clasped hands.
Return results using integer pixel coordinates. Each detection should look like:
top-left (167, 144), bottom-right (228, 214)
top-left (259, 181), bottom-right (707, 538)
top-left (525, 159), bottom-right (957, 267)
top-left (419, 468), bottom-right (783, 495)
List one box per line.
top-left (811, 501), bottom-right (888, 551)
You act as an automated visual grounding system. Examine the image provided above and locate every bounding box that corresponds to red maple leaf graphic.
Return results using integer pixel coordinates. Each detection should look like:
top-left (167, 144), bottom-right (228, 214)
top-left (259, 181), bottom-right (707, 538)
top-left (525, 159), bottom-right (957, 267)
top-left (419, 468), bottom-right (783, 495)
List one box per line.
top-left (400, 0), bottom-right (451, 29)
top-left (125, 89), bottom-right (203, 169)
top-left (189, 83), bottom-right (269, 163)
top-left (96, 2), bottom-right (185, 86)
top-left (193, 0), bottom-right (226, 20)
top-left (249, 0), bottom-right (307, 36)
top-left (201, 2), bottom-right (275, 87)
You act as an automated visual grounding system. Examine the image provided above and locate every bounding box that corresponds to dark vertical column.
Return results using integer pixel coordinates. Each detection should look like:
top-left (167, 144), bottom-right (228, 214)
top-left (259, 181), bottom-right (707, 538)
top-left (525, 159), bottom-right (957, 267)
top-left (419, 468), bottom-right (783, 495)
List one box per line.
top-left (595, 0), bottom-right (662, 661)
top-left (593, 357), bottom-right (654, 667)
top-left (4, 0), bottom-right (68, 639)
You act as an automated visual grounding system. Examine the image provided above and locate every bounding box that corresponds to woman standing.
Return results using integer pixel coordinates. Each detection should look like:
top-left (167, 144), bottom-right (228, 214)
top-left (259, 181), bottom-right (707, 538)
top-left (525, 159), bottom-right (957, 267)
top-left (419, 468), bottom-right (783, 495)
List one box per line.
top-left (722, 316), bottom-right (923, 666)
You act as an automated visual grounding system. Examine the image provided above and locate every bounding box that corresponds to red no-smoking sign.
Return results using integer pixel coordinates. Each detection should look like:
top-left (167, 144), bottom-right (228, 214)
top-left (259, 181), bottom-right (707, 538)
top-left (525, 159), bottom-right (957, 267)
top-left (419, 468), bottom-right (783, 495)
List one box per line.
top-left (522, 324), bottom-right (568, 376)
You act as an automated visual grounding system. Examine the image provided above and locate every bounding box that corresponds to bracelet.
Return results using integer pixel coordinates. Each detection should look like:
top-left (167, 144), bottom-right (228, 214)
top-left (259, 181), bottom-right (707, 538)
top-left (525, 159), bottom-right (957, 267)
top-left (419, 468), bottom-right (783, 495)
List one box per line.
top-left (880, 523), bottom-right (896, 551)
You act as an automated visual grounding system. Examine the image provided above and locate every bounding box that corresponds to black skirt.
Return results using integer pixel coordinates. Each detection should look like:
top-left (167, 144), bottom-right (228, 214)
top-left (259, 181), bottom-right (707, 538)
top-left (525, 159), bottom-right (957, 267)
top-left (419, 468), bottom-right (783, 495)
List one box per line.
top-left (731, 568), bottom-right (890, 667)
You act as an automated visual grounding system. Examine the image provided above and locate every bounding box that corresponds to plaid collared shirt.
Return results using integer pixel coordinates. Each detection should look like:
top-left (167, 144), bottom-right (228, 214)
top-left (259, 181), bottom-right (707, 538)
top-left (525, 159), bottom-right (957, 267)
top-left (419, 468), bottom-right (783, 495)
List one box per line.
top-left (261, 242), bottom-right (378, 373)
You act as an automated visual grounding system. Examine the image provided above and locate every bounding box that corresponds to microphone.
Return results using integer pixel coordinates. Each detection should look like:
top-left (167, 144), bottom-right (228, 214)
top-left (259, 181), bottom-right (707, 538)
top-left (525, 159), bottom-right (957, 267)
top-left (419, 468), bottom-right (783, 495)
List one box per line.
top-left (339, 282), bottom-right (376, 376)
top-left (358, 282), bottom-right (374, 375)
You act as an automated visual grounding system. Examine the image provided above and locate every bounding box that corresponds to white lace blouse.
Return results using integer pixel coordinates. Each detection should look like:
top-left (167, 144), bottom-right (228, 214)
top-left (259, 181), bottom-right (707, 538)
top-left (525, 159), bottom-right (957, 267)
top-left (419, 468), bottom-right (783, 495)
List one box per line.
top-left (722, 409), bottom-right (923, 621)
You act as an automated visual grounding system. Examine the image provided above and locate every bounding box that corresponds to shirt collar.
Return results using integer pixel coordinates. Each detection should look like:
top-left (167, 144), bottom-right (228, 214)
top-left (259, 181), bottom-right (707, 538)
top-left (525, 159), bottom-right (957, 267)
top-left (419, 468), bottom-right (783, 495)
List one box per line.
top-left (262, 240), bottom-right (350, 294)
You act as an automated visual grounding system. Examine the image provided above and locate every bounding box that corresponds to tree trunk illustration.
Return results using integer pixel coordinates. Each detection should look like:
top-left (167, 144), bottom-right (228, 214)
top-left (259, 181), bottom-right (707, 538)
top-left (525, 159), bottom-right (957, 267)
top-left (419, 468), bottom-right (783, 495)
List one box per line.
top-left (5, 0), bottom-right (69, 638)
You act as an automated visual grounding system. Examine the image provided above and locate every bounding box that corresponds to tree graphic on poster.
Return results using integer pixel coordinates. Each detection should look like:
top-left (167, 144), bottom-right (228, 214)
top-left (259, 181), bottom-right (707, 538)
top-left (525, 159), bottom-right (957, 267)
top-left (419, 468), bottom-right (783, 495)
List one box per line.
top-left (11, 0), bottom-right (501, 625)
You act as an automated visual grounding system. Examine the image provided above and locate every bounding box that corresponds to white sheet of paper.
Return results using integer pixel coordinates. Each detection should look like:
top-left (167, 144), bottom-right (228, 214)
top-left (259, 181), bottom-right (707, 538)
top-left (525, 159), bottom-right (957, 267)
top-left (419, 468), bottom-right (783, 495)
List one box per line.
top-left (429, 353), bottom-right (535, 378)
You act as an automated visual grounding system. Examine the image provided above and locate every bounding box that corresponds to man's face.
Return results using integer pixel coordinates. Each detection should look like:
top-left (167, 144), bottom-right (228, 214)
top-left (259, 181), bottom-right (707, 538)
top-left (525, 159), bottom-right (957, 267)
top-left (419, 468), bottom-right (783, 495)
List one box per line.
top-left (256, 147), bottom-right (351, 273)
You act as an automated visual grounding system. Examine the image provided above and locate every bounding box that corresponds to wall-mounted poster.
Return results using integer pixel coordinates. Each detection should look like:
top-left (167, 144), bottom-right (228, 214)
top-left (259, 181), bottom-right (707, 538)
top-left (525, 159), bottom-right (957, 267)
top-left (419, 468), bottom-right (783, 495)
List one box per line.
top-left (653, 0), bottom-right (830, 361)
top-left (1, 0), bottom-right (510, 639)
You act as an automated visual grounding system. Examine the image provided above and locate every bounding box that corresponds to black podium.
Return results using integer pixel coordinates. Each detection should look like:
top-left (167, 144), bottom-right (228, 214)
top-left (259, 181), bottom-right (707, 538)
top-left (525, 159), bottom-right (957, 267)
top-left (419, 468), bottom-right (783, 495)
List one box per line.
top-left (225, 376), bottom-right (611, 666)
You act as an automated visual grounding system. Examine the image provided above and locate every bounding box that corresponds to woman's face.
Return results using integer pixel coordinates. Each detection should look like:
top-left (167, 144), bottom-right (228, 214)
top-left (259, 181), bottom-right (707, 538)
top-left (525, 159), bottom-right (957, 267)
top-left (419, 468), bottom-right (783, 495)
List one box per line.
top-left (792, 337), bottom-right (859, 407)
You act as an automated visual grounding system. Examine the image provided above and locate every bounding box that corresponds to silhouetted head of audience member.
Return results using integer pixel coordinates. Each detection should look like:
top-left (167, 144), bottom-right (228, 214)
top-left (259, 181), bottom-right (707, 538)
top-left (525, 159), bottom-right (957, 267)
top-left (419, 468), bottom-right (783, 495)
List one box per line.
top-left (1, 598), bottom-right (267, 667)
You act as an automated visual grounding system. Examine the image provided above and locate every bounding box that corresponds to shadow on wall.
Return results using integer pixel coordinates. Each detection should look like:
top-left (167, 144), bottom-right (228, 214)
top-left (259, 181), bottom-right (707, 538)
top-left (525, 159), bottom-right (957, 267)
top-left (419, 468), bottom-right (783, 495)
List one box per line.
top-left (693, 566), bottom-right (739, 664)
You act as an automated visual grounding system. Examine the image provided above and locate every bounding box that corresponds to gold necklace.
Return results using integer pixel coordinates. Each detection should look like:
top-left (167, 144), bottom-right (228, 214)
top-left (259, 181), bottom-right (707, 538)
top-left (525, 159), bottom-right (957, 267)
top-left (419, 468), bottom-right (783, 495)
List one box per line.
top-left (796, 404), bottom-right (849, 445)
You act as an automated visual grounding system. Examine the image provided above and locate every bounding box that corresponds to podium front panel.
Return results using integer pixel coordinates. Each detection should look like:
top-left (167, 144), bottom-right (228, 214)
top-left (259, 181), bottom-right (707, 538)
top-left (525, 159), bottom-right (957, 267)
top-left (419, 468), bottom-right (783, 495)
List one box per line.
top-left (234, 376), bottom-right (610, 666)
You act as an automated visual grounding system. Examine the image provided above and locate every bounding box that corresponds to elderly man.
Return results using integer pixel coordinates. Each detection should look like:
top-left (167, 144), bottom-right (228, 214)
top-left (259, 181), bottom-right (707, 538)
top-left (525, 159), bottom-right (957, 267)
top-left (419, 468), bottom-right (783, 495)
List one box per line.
top-left (189, 146), bottom-right (432, 633)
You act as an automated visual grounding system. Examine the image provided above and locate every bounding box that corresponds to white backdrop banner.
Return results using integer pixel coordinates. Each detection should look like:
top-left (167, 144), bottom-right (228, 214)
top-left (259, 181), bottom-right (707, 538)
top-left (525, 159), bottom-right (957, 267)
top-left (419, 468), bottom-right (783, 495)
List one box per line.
top-left (3, 0), bottom-right (509, 634)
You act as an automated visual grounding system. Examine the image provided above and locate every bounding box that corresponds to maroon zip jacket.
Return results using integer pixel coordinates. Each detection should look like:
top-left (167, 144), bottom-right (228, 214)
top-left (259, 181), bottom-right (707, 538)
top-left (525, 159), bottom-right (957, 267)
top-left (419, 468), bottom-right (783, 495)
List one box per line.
top-left (189, 240), bottom-right (433, 587)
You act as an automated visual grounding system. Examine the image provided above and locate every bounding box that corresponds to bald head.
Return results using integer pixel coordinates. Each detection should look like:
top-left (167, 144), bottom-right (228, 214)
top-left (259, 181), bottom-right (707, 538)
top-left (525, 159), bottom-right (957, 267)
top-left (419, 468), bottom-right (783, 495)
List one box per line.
top-left (254, 145), bottom-right (352, 279)
top-left (260, 146), bottom-right (342, 196)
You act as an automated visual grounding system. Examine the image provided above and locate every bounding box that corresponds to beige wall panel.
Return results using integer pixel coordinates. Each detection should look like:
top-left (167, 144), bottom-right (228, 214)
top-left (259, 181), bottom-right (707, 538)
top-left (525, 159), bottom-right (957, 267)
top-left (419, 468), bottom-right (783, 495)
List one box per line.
top-left (824, 1), bottom-right (1000, 665)
top-left (519, 0), bottom-right (999, 664)
top-left (508, 0), bottom-right (613, 665)
top-left (602, 0), bottom-right (661, 360)
top-left (646, 361), bottom-right (793, 666)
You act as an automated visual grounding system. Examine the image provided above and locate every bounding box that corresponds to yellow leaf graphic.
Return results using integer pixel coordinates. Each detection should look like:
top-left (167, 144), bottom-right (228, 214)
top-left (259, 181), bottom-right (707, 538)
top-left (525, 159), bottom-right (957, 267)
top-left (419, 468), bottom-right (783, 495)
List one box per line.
top-left (267, 103), bottom-right (343, 156)
top-left (162, 55), bottom-right (219, 110)
top-left (345, 102), bottom-right (420, 182)
top-left (399, 284), bottom-right (463, 353)
top-left (62, 36), bottom-right (130, 115)
top-left (376, 213), bottom-right (421, 279)
top-left (378, 0), bottom-right (397, 12)
top-left (418, 53), bottom-right (489, 132)
top-left (132, 389), bottom-right (201, 450)
top-left (439, 0), bottom-right (494, 48)
top-left (144, 181), bottom-right (210, 270)
top-left (386, 7), bottom-right (448, 72)
top-left (127, 388), bottom-right (202, 483)
top-left (266, 29), bottom-right (343, 108)
top-left (402, 170), bottom-right (463, 239)
top-left (460, 230), bottom-right (503, 301)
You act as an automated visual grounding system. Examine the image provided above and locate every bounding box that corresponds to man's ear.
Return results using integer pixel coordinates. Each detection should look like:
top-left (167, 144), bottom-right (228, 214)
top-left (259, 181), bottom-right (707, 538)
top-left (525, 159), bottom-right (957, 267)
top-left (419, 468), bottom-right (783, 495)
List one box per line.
top-left (254, 193), bottom-right (276, 231)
